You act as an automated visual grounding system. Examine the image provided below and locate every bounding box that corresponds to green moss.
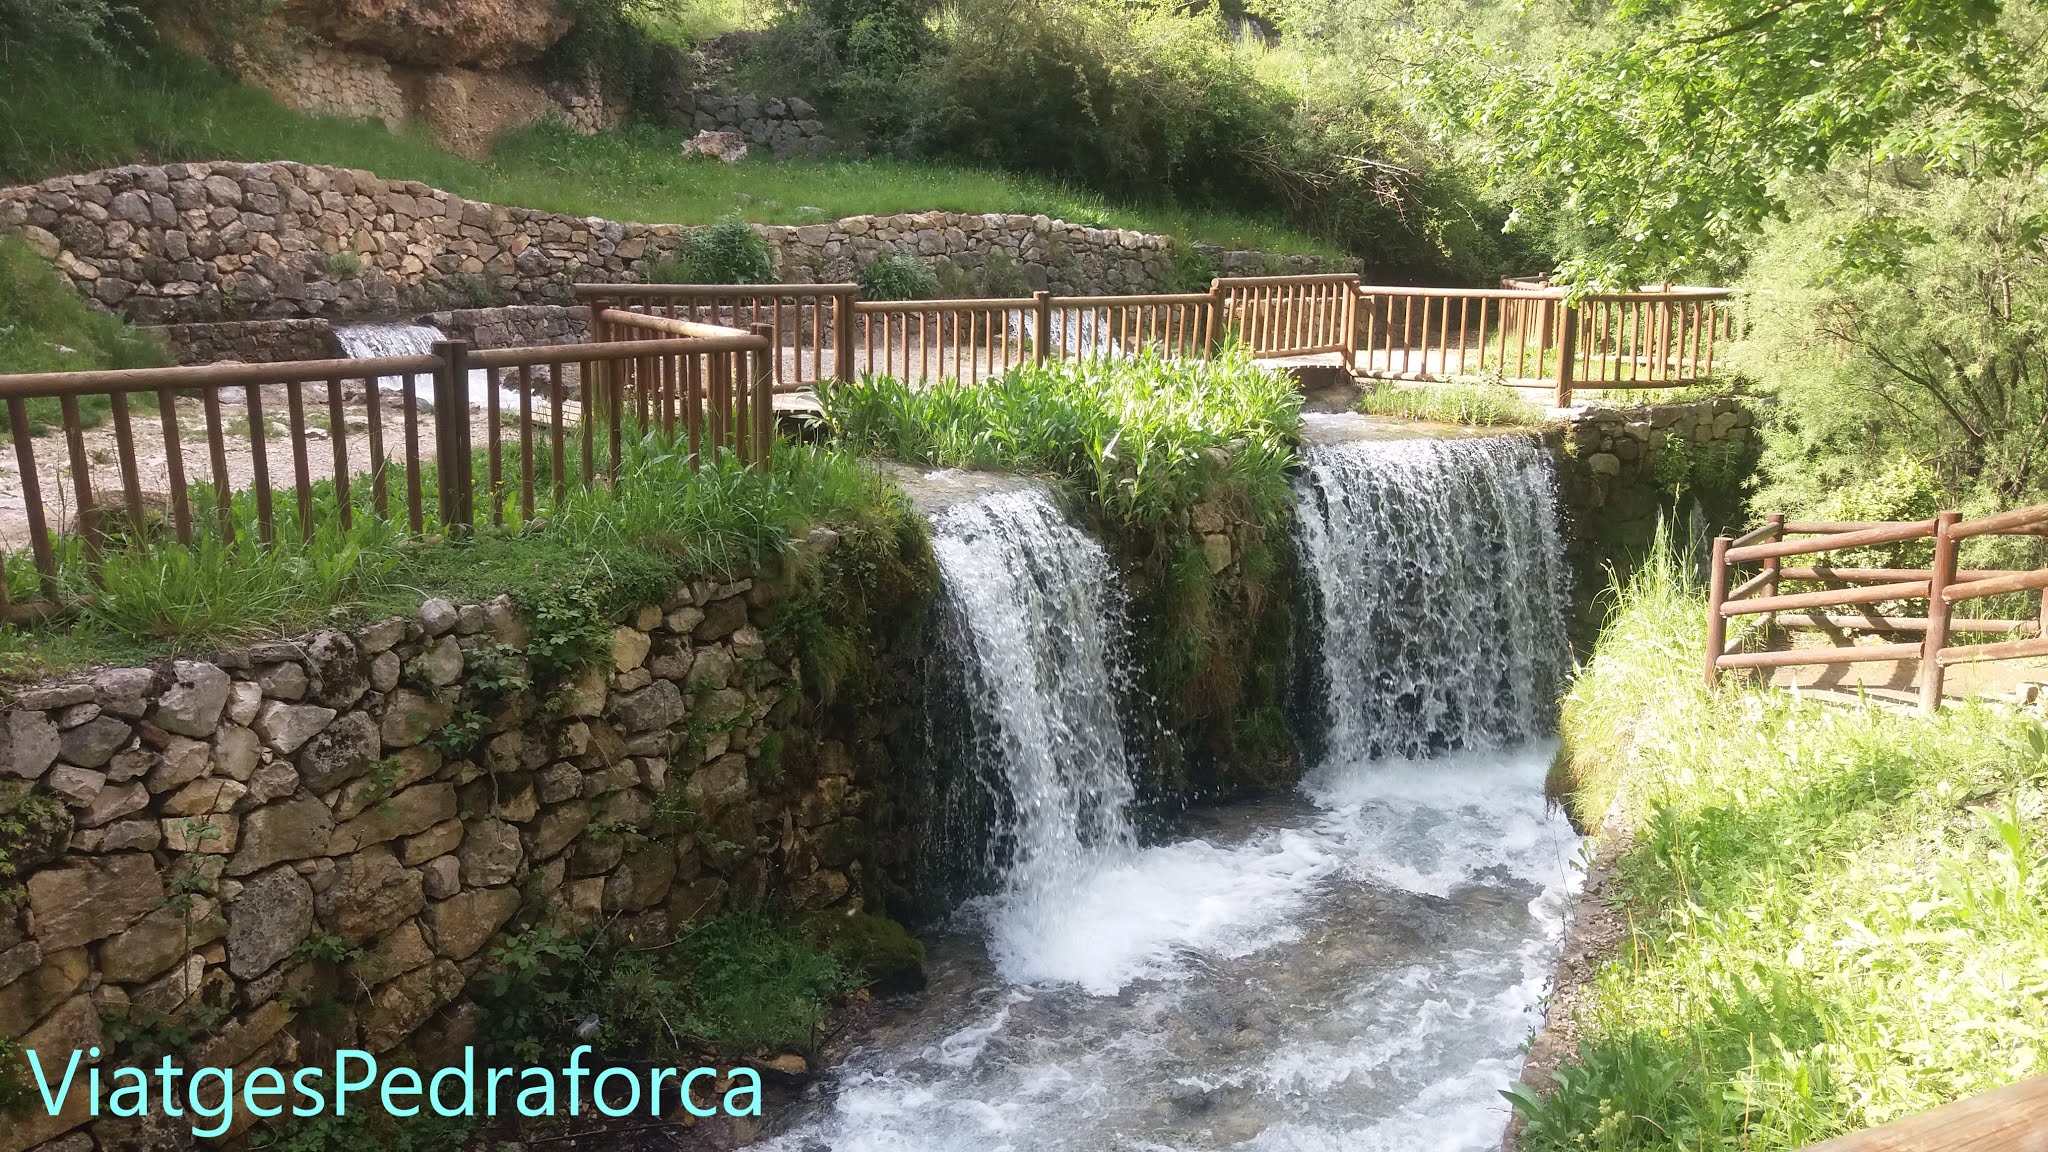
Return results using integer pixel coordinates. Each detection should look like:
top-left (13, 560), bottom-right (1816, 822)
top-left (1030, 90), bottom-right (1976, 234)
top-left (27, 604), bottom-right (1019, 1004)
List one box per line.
top-left (803, 909), bottom-right (929, 995)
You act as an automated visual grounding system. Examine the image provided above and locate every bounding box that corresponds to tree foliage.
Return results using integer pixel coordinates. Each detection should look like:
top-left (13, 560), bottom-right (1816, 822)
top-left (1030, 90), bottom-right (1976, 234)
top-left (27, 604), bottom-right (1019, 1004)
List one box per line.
top-left (1453, 0), bottom-right (2048, 285)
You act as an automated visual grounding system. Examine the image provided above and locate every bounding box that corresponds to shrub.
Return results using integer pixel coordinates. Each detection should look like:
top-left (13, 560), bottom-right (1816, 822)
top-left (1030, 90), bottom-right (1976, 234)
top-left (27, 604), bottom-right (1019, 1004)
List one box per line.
top-left (652, 212), bottom-right (776, 284)
top-left (858, 252), bottom-right (938, 300)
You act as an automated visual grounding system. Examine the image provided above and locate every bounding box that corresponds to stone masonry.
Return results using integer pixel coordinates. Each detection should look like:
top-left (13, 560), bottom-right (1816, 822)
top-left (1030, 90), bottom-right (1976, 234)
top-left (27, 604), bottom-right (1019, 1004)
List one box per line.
top-left (690, 93), bottom-right (834, 159)
top-left (0, 161), bottom-right (1358, 327)
top-left (0, 538), bottom-right (893, 1151)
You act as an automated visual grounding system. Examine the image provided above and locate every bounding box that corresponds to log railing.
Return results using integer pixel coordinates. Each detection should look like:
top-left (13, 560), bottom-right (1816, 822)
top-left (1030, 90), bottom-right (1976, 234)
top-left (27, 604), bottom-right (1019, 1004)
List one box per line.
top-left (1357, 284), bottom-right (1735, 406)
top-left (580, 275), bottom-right (1728, 405)
top-left (1705, 505), bottom-right (2048, 710)
top-left (574, 284), bottom-right (857, 389)
top-left (0, 320), bottom-right (772, 618)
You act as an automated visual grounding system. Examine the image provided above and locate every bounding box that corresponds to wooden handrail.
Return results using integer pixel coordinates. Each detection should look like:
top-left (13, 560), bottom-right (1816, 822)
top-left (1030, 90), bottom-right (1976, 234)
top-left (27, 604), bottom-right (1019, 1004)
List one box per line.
top-left (1795, 1074), bottom-right (2048, 1151)
top-left (0, 355), bottom-right (441, 395)
top-left (593, 308), bottom-right (760, 342)
top-left (575, 283), bottom-right (860, 299)
top-left (1708, 506), bottom-right (2048, 712)
top-left (1726, 520), bottom-right (1937, 564)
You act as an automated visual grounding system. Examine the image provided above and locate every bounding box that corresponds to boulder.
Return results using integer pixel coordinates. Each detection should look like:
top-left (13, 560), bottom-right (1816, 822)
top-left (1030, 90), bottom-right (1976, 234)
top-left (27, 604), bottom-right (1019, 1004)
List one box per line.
top-left (284, 0), bottom-right (575, 68)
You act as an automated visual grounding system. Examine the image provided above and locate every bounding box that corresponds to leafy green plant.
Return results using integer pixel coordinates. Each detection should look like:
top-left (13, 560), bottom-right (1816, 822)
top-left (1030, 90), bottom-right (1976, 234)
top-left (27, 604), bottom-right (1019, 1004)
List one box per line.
top-left (858, 252), bottom-right (939, 300)
top-left (653, 212), bottom-right (776, 285)
top-left (0, 783), bottom-right (69, 908)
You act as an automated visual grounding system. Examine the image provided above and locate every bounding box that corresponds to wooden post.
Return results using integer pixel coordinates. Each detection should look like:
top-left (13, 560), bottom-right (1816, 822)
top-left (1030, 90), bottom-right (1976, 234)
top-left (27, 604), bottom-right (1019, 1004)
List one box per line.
top-left (1553, 299), bottom-right (1577, 408)
top-left (749, 322), bottom-right (774, 473)
top-left (1341, 282), bottom-right (1360, 374)
top-left (834, 290), bottom-right (855, 383)
top-left (1032, 290), bottom-right (1051, 365)
top-left (1706, 535), bottom-right (1731, 686)
top-left (1763, 512), bottom-right (1784, 644)
top-left (432, 340), bottom-right (473, 532)
top-left (1204, 281), bottom-right (1223, 359)
top-left (1920, 509), bottom-right (1961, 713)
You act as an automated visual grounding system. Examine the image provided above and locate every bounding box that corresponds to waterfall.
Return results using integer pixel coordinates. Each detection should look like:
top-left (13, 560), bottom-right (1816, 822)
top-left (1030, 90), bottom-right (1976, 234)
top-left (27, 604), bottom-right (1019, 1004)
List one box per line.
top-left (334, 323), bottom-right (514, 409)
top-left (921, 487), bottom-right (1140, 980)
top-left (1293, 433), bottom-right (1569, 762)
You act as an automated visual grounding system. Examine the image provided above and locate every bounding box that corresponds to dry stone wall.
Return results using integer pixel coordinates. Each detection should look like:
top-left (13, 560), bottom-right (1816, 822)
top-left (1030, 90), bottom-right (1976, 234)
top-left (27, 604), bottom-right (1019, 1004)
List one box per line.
top-left (0, 161), bottom-right (1357, 327)
top-left (0, 537), bottom-right (913, 1152)
top-left (1548, 396), bottom-right (1762, 645)
top-left (689, 93), bottom-right (834, 158)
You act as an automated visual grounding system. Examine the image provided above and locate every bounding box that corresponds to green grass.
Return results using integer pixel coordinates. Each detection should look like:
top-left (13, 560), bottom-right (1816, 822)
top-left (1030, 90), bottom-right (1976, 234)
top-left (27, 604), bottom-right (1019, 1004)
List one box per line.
top-left (0, 431), bottom-right (922, 681)
top-left (1355, 379), bottom-right (1547, 427)
top-left (818, 350), bottom-right (1304, 530)
top-left (1524, 527), bottom-right (2048, 1148)
top-left (0, 44), bottom-right (1334, 257)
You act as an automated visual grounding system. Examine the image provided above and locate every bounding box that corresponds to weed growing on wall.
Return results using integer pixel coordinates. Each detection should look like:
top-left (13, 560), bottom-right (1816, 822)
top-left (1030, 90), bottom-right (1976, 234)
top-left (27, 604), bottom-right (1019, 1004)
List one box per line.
top-left (649, 212), bottom-right (777, 284)
top-left (1532, 525), bottom-right (2048, 1146)
top-left (858, 252), bottom-right (940, 300)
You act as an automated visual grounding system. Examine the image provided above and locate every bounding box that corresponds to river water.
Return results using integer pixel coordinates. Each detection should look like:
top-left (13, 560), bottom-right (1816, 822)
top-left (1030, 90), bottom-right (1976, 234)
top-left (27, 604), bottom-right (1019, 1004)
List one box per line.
top-left (766, 431), bottom-right (1584, 1151)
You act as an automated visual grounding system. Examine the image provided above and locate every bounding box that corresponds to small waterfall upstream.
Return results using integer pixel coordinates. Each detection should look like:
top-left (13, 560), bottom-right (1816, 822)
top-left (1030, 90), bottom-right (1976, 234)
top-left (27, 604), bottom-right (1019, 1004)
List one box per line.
top-left (1294, 433), bottom-right (1570, 762)
top-left (769, 440), bottom-right (1583, 1152)
top-left (334, 323), bottom-right (517, 408)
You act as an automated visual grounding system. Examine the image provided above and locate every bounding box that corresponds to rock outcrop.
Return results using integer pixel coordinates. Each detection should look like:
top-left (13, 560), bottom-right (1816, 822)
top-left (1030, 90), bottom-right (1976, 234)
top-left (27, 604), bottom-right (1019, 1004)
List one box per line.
top-left (281, 0), bottom-right (575, 68)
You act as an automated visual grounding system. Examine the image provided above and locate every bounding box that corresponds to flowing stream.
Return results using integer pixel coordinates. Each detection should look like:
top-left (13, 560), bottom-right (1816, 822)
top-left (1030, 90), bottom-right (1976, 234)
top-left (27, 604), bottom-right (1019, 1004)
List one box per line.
top-left (769, 436), bottom-right (1582, 1151)
top-left (334, 323), bottom-right (521, 408)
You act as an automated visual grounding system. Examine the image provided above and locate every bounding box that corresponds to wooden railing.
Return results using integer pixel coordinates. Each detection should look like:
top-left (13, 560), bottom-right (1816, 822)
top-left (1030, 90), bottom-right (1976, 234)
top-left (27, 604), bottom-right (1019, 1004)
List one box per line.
top-left (580, 275), bottom-right (1729, 405)
top-left (1214, 274), bottom-right (1359, 358)
top-left (575, 284), bottom-right (857, 389)
top-left (1706, 506), bottom-right (2048, 710)
top-left (1357, 284), bottom-right (1735, 405)
top-left (0, 320), bottom-right (771, 618)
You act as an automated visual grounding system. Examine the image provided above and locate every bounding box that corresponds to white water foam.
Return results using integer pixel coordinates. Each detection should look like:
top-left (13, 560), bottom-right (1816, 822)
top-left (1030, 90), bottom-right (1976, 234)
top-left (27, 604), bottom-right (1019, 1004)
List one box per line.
top-left (770, 746), bottom-right (1584, 1152)
top-left (334, 323), bottom-right (524, 409)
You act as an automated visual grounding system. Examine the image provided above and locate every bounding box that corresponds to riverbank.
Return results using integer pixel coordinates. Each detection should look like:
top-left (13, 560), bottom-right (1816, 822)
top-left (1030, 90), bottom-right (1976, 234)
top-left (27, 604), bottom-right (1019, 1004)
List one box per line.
top-left (1512, 538), bottom-right (2048, 1148)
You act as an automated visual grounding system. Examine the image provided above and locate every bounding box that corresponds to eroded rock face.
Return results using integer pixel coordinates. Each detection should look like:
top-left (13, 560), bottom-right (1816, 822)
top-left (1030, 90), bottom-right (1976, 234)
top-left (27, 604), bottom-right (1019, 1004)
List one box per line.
top-left (283, 0), bottom-right (575, 68)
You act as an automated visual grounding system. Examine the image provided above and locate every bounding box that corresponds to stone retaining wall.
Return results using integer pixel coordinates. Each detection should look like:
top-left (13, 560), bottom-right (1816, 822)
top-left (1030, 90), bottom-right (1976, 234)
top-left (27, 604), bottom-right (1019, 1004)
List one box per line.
top-left (0, 536), bottom-right (917, 1152)
top-left (0, 161), bottom-right (1356, 326)
top-left (1549, 396), bottom-right (1762, 645)
top-left (689, 93), bottom-right (834, 159)
top-left (151, 319), bottom-right (342, 365)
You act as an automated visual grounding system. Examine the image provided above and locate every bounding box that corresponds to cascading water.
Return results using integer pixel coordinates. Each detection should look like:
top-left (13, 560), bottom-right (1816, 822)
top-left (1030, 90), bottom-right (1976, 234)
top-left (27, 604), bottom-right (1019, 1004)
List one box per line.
top-left (919, 487), bottom-right (1142, 983)
top-left (768, 436), bottom-right (1583, 1152)
top-left (1293, 432), bottom-right (1570, 761)
top-left (334, 323), bottom-right (517, 408)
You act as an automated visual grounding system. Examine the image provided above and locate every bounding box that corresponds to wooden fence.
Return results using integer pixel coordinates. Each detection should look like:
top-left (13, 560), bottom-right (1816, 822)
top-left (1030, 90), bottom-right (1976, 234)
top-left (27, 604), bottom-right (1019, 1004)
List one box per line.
top-left (579, 275), bottom-right (1732, 405)
top-left (1706, 505), bottom-right (2048, 710)
top-left (0, 320), bottom-right (771, 618)
top-left (1797, 1074), bottom-right (2048, 1151)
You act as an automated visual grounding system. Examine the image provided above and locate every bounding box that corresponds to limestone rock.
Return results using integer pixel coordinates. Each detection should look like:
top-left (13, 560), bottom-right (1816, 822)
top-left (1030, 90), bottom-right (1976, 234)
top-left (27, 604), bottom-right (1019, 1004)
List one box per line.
top-left (0, 709), bottom-right (60, 779)
top-left (360, 957), bottom-right (463, 1053)
top-left (228, 796), bottom-right (334, 876)
top-left (316, 845), bottom-right (424, 942)
top-left (213, 723), bottom-right (262, 782)
top-left (329, 781), bottom-right (457, 852)
top-left (0, 946), bottom-right (87, 1037)
top-left (153, 660), bottom-right (231, 737)
top-left (609, 678), bottom-right (685, 733)
top-left (146, 735), bottom-right (212, 793)
top-left (25, 854), bottom-right (162, 950)
top-left (306, 629), bottom-right (368, 708)
top-left (254, 700), bottom-right (337, 755)
top-left (410, 635), bottom-right (464, 686)
top-left (43, 765), bottom-right (105, 807)
top-left (295, 710), bottom-right (380, 792)
top-left (382, 687), bottom-right (454, 748)
top-left (685, 130), bottom-right (748, 163)
top-left (456, 817), bottom-right (522, 886)
top-left (285, 0), bottom-right (575, 69)
top-left (227, 867), bottom-right (314, 978)
top-left (422, 885), bottom-right (519, 959)
top-left (103, 898), bottom-right (223, 984)
top-left (417, 597), bottom-right (458, 635)
top-left (57, 715), bottom-right (130, 769)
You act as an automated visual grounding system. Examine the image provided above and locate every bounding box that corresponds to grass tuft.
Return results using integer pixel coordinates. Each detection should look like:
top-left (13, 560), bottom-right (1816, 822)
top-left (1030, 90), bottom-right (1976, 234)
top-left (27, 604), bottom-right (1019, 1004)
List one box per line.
top-left (1355, 379), bottom-right (1546, 427)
